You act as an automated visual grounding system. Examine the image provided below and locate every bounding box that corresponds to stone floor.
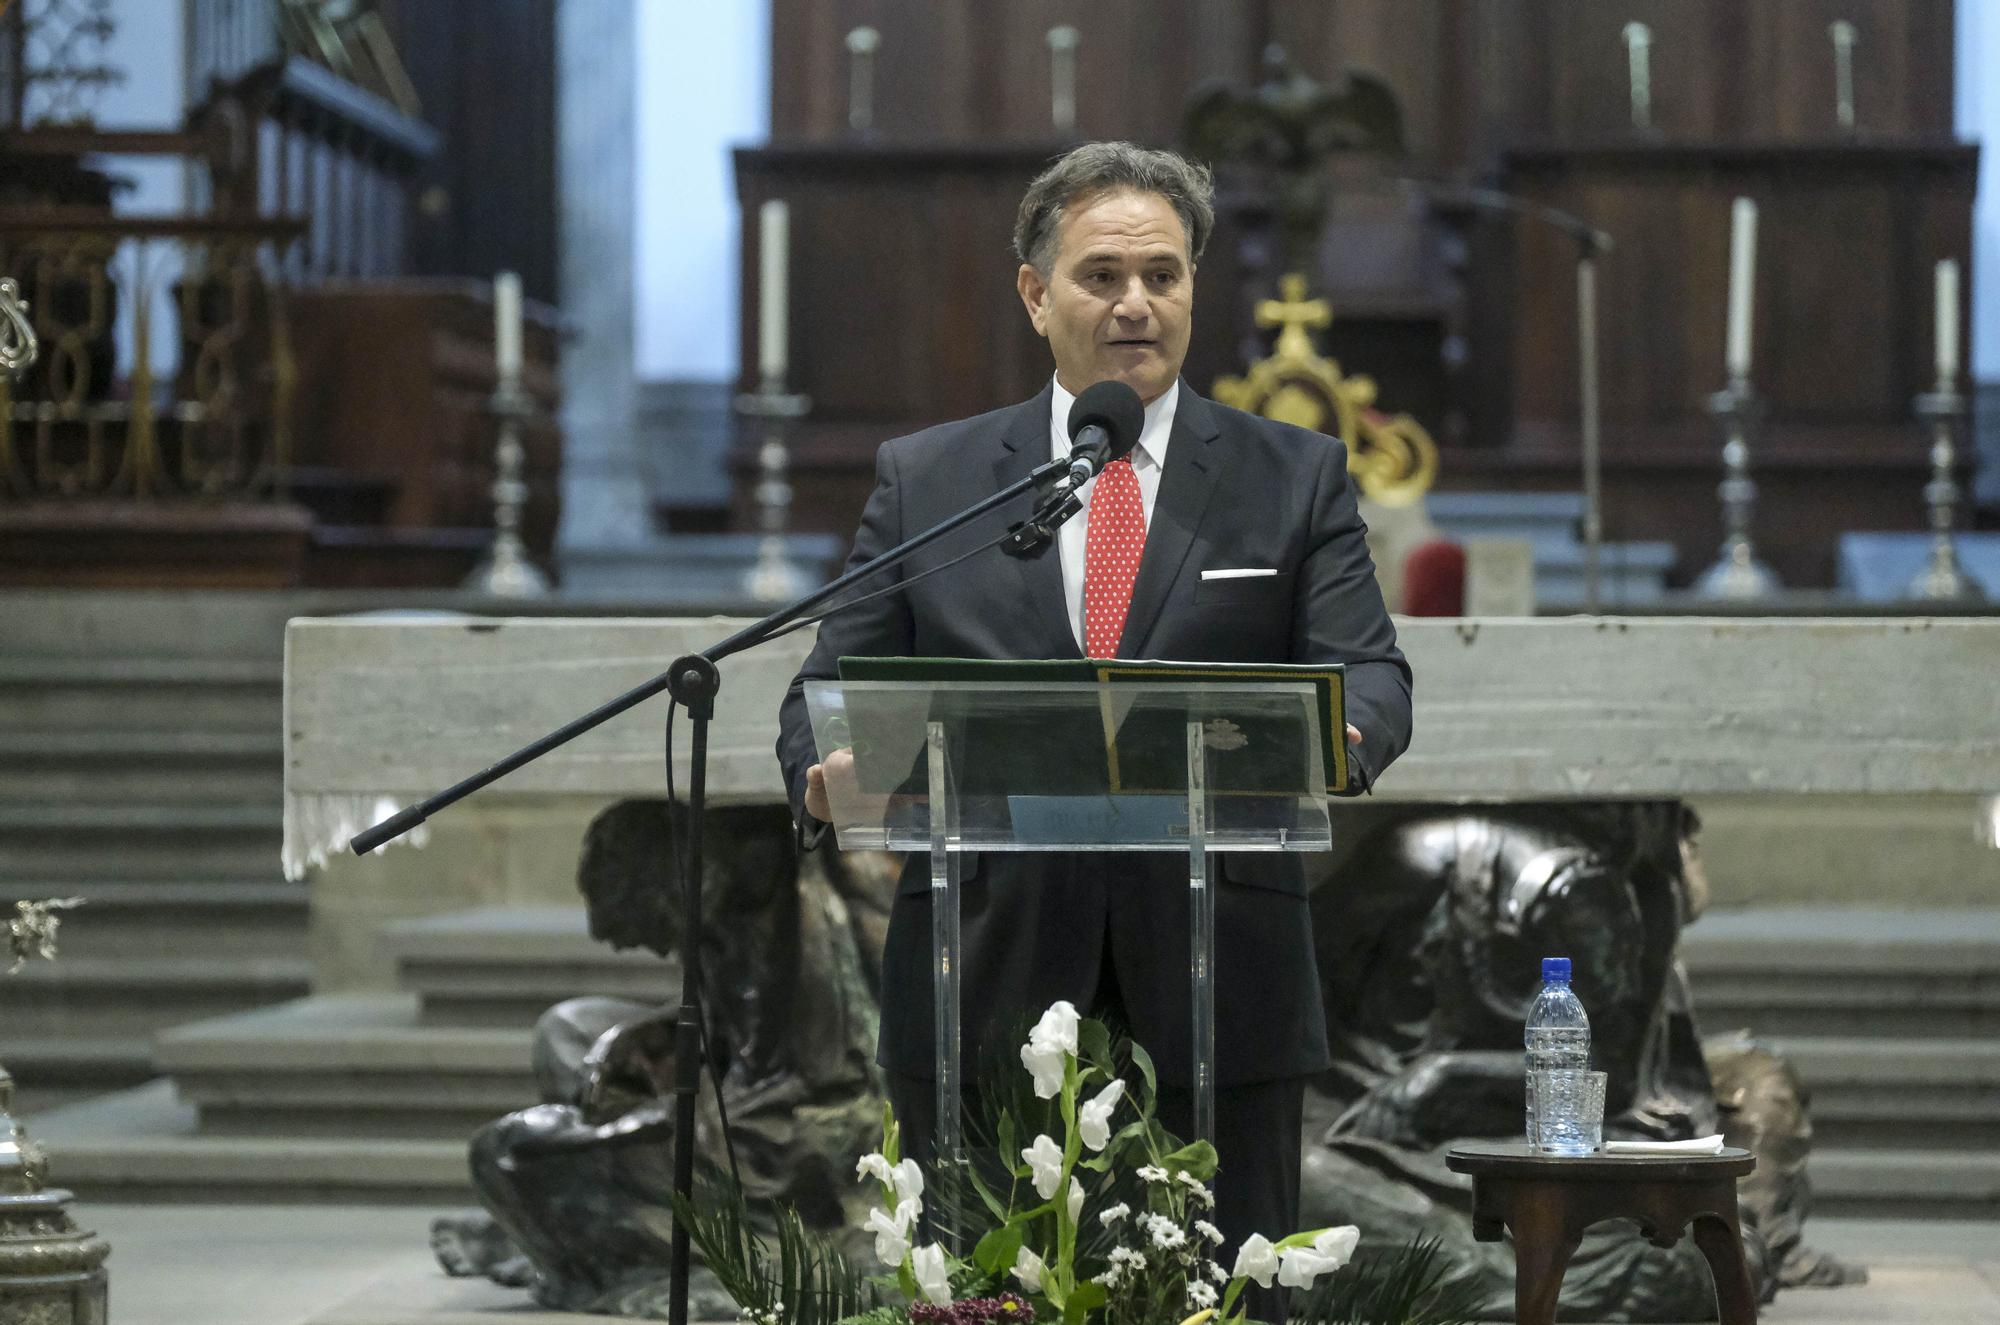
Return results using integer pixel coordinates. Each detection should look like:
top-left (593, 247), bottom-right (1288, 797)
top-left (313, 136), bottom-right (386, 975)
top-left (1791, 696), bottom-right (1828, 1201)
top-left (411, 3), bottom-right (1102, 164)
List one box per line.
top-left (63, 1202), bottom-right (2000, 1325)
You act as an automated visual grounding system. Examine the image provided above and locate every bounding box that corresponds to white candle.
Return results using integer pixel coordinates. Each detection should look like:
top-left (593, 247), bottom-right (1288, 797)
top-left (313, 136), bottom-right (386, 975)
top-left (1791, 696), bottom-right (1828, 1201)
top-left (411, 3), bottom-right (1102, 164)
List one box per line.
top-left (1725, 197), bottom-right (1757, 381)
top-left (758, 200), bottom-right (790, 384)
top-left (1935, 258), bottom-right (1960, 384)
top-left (494, 271), bottom-right (523, 381)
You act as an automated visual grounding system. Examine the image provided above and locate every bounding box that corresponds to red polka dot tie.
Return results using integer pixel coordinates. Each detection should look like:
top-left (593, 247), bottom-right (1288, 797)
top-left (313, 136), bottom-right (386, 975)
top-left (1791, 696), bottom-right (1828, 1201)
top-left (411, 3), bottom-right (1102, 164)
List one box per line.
top-left (1083, 457), bottom-right (1146, 658)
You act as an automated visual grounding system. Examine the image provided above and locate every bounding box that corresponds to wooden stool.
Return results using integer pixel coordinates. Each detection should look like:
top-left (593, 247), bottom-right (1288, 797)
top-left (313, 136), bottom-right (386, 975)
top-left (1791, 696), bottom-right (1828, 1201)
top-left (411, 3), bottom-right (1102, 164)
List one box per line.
top-left (1446, 1142), bottom-right (1758, 1325)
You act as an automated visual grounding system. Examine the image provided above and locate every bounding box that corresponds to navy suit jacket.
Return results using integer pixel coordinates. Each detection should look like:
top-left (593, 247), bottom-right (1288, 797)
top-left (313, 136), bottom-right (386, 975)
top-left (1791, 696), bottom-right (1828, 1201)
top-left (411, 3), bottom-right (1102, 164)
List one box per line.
top-left (776, 382), bottom-right (1413, 1086)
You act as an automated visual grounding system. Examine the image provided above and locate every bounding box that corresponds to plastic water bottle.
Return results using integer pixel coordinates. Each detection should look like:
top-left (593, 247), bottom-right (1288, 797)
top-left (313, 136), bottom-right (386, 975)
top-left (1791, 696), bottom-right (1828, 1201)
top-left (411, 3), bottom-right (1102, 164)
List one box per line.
top-left (1524, 956), bottom-right (1591, 1148)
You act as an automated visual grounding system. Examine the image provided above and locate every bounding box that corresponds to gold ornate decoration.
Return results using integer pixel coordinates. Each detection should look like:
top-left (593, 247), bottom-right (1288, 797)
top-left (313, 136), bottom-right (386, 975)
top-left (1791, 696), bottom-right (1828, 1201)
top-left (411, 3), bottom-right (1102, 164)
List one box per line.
top-left (1, 225), bottom-right (298, 501)
top-left (1212, 273), bottom-right (1438, 507)
top-left (0, 279), bottom-right (35, 377)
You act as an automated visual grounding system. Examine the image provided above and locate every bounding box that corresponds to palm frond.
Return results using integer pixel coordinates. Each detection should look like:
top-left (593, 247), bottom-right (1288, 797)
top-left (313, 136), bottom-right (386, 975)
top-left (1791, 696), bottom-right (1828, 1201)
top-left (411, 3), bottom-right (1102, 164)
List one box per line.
top-left (1292, 1236), bottom-right (1480, 1325)
top-left (669, 1165), bottom-right (883, 1325)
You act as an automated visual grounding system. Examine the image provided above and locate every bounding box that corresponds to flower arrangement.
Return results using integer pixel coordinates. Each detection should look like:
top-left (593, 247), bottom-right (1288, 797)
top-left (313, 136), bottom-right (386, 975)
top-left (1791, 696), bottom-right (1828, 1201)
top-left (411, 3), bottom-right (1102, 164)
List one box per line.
top-left (680, 1001), bottom-right (1475, 1325)
top-left (842, 1001), bottom-right (1367, 1325)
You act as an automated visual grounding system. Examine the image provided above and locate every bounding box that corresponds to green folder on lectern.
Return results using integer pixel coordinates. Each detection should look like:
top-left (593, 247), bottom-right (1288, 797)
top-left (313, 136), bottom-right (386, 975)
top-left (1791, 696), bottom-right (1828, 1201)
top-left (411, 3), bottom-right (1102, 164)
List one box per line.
top-left (836, 656), bottom-right (1350, 795)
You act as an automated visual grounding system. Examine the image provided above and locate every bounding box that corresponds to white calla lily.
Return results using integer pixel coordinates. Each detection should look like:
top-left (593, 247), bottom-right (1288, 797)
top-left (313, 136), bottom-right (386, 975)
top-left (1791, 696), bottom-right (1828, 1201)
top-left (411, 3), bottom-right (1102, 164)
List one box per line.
top-left (1067, 1174), bottom-right (1085, 1224)
top-left (1011, 1246), bottom-right (1045, 1293)
top-left (891, 1158), bottom-right (924, 1204)
top-left (1276, 1225), bottom-right (1359, 1289)
top-left (1231, 1232), bottom-right (1280, 1288)
top-left (910, 1243), bottom-right (951, 1306)
top-left (1077, 1077), bottom-right (1125, 1150)
top-left (1020, 1038), bottom-right (1066, 1099)
top-left (866, 1200), bottom-right (915, 1265)
top-left (1023, 1133), bottom-right (1064, 1200)
top-left (1027, 1000), bottom-right (1080, 1055)
top-left (855, 1152), bottom-right (893, 1186)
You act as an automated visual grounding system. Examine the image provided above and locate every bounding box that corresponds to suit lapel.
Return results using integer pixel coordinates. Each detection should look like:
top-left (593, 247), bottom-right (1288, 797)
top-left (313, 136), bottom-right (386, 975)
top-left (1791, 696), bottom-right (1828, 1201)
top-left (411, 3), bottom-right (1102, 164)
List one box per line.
top-left (994, 385), bottom-right (1081, 659)
top-left (1118, 384), bottom-right (1225, 658)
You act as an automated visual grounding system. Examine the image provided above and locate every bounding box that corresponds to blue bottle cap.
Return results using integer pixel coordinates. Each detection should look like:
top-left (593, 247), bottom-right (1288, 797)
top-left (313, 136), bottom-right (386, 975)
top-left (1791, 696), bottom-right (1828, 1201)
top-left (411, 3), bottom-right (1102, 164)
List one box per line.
top-left (1542, 956), bottom-right (1572, 982)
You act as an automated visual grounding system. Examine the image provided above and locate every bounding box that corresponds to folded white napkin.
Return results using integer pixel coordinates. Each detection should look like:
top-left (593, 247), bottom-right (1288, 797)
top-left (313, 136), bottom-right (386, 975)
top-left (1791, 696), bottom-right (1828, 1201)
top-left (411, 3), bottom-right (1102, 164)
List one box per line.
top-left (1200, 567), bottom-right (1278, 580)
top-left (1601, 1135), bottom-right (1726, 1155)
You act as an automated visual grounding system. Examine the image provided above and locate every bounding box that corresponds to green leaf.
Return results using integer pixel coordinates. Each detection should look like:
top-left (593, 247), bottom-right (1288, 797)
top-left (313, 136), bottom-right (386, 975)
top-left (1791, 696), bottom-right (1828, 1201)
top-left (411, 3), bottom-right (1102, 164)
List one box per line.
top-left (998, 1113), bottom-right (1019, 1175)
top-left (881, 1102), bottom-right (900, 1166)
top-left (1061, 1279), bottom-right (1107, 1325)
top-left (965, 1157), bottom-right (1011, 1223)
top-left (1105, 1118), bottom-right (1147, 1157)
top-left (1129, 1041), bottom-right (1158, 1106)
top-left (1079, 1018), bottom-right (1112, 1069)
top-left (1160, 1139), bottom-right (1218, 1181)
top-left (973, 1224), bottom-right (1024, 1278)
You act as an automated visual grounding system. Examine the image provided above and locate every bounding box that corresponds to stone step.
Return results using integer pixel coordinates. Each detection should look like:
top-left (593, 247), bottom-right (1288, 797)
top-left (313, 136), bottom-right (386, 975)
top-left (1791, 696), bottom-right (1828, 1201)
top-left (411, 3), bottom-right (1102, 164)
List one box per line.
top-left (27, 1080), bottom-right (472, 1203)
top-left (1685, 907), bottom-right (2000, 1038)
top-left (0, 1035), bottom-right (155, 1115)
top-left (0, 728), bottom-right (283, 803)
top-left (383, 907), bottom-right (676, 1027)
top-left (0, 658), bottom-right (282, 732)
top-left (1684, 907), bottom-right (2000, 966)
top-left (1693, 984), bottom-right (2000, 1039)
top-left (1766, 1035), bottom-right (2000, 1088)
top-left (0, 804), bottom-right (281, 881)
top-left (0, 956), bottom-right (310, 1039)
top-left (156, 994), bottom-right (535, 1138)
top-left (1765, 1037), bottom-right (2000, 1157)
top-left (1807, 1147), bottom-right (2000, 1217)
top-left (0, 880), bottom-right (307, 960)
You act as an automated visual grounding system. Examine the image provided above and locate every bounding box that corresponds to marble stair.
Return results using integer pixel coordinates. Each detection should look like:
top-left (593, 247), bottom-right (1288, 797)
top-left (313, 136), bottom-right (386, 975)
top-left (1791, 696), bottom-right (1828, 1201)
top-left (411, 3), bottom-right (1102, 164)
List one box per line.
top-left (28, 907), bottom-right (672, 1203)
top-left (0, 646), bottom-right (308, 1112)
top-left (1683, 907), bottom-right (2000, 1219)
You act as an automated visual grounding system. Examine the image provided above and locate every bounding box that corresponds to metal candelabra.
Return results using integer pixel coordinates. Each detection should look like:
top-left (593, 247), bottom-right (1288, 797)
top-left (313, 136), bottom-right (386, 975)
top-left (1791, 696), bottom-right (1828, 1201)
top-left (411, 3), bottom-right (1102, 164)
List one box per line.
top-left (1906, 383), bottom-right (1984, 601)
top-left (737, 378), bottom-right (813, 603)
top-left (465, 375), bottom-right (552, 597)
top-left (1694, 378), bottom-right (1783, 599)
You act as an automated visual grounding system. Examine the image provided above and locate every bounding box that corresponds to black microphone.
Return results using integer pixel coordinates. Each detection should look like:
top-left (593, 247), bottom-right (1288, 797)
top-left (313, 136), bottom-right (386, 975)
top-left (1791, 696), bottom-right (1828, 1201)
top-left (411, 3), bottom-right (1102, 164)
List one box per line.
top-left (1064, 379), bottom-right (1145, 487)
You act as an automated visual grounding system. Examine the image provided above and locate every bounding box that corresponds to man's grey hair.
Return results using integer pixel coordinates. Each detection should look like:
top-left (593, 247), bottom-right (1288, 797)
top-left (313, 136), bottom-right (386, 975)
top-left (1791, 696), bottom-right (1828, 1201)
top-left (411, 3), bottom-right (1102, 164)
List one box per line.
top-left (1013, 141), bottom-right (1215, 275)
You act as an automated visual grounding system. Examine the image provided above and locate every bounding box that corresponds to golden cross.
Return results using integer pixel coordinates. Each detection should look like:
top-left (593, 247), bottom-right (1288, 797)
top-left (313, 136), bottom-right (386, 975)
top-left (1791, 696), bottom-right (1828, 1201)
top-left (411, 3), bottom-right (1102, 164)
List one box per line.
top-left (1254, 273), bottom-right (1332, 361)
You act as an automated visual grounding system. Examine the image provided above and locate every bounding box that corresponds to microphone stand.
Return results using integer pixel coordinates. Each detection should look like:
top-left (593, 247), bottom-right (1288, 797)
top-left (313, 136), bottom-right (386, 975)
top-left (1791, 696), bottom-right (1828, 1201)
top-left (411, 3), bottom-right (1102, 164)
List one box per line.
top-left (348, 451), bottom-right (1072, 1325)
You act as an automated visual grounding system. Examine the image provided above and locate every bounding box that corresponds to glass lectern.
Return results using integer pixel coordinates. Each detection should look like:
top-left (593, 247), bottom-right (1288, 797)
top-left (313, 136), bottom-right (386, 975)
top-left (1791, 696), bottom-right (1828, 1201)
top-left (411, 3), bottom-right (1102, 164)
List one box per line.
top-left (804, 678), bottom-right (1331, 1219)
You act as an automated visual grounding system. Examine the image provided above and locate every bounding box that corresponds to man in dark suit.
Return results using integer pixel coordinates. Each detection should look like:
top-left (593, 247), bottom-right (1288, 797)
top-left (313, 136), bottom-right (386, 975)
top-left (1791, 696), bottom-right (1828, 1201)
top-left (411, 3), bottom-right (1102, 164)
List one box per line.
top-left (775, 142), bottom-right (1412, 1277)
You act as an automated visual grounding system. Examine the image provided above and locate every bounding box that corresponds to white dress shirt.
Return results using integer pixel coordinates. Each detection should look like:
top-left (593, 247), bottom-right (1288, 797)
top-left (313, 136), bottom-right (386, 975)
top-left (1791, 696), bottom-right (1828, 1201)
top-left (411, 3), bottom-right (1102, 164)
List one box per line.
top-left (1049, 377), bottom-right (1180, 652)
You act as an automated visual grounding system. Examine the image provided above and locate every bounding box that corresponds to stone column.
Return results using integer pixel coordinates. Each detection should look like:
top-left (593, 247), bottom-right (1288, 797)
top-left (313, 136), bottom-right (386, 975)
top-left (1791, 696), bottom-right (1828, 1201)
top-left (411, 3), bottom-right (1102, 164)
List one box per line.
top-left (555, 0), bottom-right (653, 565)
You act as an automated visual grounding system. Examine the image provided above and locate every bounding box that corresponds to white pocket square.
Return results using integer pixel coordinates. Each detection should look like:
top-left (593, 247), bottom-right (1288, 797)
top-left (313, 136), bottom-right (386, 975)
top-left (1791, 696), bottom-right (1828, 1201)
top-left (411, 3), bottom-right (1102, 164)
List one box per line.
top-left (1201, 567), bottom-right (1278, 581)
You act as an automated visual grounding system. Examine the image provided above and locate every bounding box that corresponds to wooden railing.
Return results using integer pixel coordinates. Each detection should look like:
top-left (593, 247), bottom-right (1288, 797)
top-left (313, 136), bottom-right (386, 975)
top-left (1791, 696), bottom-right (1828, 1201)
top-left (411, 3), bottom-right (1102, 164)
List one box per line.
top-left (0, 215), bottom-right (305, 500)
top-left (186, 0), bottom-right (438, 282)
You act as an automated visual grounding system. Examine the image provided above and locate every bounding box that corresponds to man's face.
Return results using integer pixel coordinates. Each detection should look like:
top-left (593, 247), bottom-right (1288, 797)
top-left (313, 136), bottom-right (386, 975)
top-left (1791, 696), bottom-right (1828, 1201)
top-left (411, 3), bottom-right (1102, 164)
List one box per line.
top-left (1017, 188), bottom-right (1194, 404)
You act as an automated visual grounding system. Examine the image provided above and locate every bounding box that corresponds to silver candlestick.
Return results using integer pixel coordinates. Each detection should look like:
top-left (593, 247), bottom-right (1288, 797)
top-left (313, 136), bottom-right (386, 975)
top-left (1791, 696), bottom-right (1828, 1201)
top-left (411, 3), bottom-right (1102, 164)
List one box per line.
top-left (4, 898), bottom-right (111, 1325)
top-left (737, 378), bottom-right (813, 603)
top-left (1694, 379), bottom-right (1782, 599)
top-left (1622, 22), bottom-right (1653, 133)
top-left (845, 26), bottom-right (880, 135)
top-left (1906, 385), bottom-right (1984, 601)
top-left (1047, 25), bottom-right (1079, 136)
top-left (1830, 20), bottom-right (1857, 134)
top-left (465, 378), bottom-right (552, 597)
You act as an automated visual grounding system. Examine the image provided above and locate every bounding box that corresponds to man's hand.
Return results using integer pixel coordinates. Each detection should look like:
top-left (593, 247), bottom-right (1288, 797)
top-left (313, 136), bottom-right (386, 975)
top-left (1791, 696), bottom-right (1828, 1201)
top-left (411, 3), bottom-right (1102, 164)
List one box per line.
top-left (804, 747), bottom-right (856, 822)
top-left (1347, 724), bottom-right (1363, 747)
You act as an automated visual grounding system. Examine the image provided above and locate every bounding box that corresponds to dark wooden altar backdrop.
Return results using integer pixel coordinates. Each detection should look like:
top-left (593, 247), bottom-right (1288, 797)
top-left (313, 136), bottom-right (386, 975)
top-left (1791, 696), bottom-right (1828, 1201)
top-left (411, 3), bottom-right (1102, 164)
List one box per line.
top-left (739, 0), bottom-right (1969, 588)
